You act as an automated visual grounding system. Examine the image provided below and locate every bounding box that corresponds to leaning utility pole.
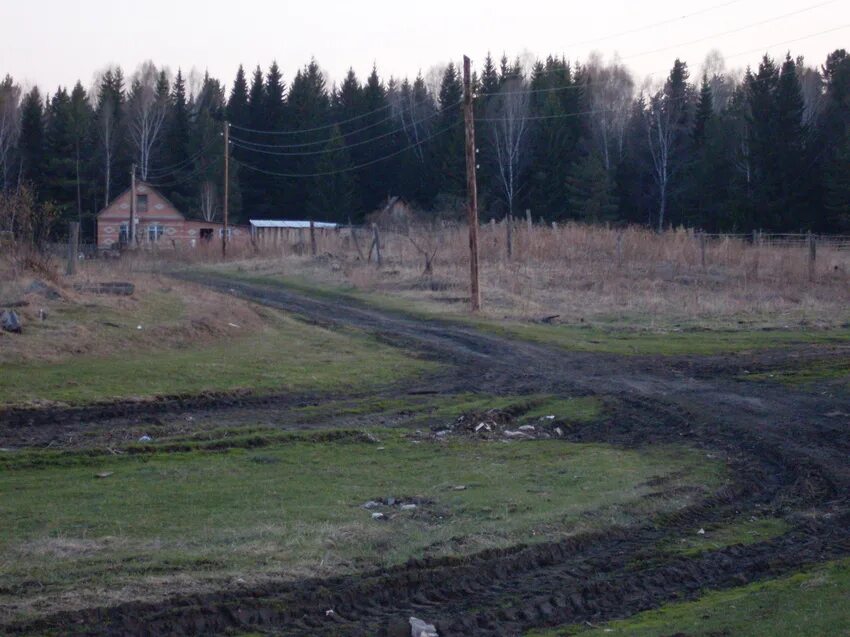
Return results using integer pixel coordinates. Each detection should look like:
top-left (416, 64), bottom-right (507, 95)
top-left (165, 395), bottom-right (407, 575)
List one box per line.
top-left (463, 55), bottom-right (481, 312)
top-left (129, 163), bottom-right (137, 248)
top-left (223, 121), bottom-right (230, 259)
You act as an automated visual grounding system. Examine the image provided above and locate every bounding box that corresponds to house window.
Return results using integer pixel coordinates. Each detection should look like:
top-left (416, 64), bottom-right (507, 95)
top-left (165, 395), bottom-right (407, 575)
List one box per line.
top-left (148, 224), bottom-right (164, 242)
top-left (200, 228), bottom-right (214, 242)
top-left (119, 223), bottom-right (129, 244)
top-left (136, 194), bottom-right (149, 213)
top-left (218, 227), bottom-right (233, 238)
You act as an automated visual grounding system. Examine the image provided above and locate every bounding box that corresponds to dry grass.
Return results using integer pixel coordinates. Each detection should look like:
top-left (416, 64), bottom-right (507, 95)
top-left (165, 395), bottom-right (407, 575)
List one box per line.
top-left (0, 253), bottom-right (271, 365)
top-left (217, 222), bottom-right (850, 330)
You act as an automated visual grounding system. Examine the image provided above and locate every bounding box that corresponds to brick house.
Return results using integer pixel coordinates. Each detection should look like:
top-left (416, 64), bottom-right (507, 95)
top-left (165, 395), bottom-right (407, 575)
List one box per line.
top-left (96, 182), bottom-right (247, 250)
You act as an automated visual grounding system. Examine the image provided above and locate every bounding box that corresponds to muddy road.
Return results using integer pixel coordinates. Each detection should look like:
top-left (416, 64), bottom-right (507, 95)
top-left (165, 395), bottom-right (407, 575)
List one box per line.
top-left (3, 273), bottom-right (850, 636)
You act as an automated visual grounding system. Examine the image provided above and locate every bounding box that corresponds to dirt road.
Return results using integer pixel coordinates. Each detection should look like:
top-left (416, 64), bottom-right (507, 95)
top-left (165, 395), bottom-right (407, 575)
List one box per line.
top-left (4, 273), bottom-right (849, 636)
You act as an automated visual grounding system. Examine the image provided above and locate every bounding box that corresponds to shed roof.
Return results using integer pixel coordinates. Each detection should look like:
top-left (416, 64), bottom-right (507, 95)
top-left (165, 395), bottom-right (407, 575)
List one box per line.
top-left (249, 220), bottom-right (339, 229)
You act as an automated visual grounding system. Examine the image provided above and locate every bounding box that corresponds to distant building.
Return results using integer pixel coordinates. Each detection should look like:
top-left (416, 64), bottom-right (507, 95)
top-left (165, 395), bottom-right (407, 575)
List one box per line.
top-left (96, 182), bottom-right (248, 250)
top-left (249, 219), bottom-right (340, 247)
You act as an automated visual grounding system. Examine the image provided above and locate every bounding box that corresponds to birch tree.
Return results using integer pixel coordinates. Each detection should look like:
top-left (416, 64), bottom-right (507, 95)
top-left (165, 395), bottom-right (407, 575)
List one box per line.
top-left (0, 75), bottom-right (21, 193)
top-left (583, 54), bottom-right (634, 172)
top-left (486, 78), bottom-right (530, 216)
top-left (127, 62), bottom-right (169, 180)
top-left (94, 67), bottom-right (125, 206)
top-left (643, 59), bottom-right (692, 231)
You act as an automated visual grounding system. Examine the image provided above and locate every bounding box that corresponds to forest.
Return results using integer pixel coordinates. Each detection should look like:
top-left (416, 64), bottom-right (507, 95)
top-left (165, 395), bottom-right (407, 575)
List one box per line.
top-left (0, 47), bottom-right (849, 240)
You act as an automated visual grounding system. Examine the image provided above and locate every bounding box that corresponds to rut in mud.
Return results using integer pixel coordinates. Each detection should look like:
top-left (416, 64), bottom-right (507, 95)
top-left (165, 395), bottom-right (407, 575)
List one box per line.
top-left (2, 272), bottom-right (849, 636)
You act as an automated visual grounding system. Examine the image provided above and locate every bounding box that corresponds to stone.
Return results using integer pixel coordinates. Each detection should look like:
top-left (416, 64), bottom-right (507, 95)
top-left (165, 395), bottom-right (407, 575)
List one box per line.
top-left (401, 504), bottom-right (417, 511)
top-left (371, 512), bottom-right (386, 521)
top-left (409, 617), bottom-right (439, 637)
top-left (25, 280), bottom-right (61, 300)
top-left (1, 310), bottom-right (22, 333)
top-left (362, 500), bottom-right (381, 509)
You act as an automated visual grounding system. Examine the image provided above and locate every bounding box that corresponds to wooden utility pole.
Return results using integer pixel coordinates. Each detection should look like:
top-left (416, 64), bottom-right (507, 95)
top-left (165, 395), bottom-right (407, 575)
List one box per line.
top-left (66, 222), bottom-right (79, 276)
top-left (129, 163), bottom-right (137, 248)
top-left (223, 121), bottom-right (230, 259)
top-left (463, 55), bottom-right (481, 312)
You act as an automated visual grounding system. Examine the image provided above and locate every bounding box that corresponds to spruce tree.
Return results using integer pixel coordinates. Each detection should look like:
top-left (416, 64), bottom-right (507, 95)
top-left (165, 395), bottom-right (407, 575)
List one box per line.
top-left (310, 125), bottom-right (355, 220)
top-left (360, 65), bottom-right (391, 213)
top-left (566, 151), bottom-right (619, 222)
top-left (68, 81), bottom-right (93, 222)
top-left (163, 69), bottom-right (192, 209)
top-left (433, 62), bottom-right (465, 204)
top-left (44, 87), bottom-right (77, 219)
top-left (775, 53), bottom-right (808, 228)
top-left (693, 75), bottom-right (714, 147)
top-left (19, 87), bottom-right (46, 191)
top-left (226, 65), bottom-right (250, 127)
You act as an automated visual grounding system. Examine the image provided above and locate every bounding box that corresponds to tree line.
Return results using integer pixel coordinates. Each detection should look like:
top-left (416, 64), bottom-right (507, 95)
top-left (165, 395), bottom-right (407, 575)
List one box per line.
top-left (0, 47), bottom-right (848, 240)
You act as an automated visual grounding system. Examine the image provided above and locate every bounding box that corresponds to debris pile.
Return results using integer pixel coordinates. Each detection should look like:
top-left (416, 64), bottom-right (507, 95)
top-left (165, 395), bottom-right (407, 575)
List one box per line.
top-left (431, 408), bottom-right (566, 441)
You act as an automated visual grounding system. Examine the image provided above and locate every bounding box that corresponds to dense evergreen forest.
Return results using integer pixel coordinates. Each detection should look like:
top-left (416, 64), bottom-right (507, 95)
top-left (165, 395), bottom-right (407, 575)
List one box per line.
top-left (0, 47), bottom-right (849, 240)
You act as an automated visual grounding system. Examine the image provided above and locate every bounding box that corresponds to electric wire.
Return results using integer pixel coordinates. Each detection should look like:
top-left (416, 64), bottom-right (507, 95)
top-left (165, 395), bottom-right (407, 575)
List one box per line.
top-left (235, 120), bottom-right (462, 179)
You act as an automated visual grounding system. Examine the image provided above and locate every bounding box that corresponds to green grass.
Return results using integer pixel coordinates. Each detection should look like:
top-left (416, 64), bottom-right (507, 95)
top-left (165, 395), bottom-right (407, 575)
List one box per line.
top-left (0, 432), bottom-right (725, 623)
top-left (0, 311), bottom-right (436, 406)
top-left (527, 558), bottom-right (850, 637)
top-left (478, 321), bottom-right (850, 356)
top-left (660, 516), bottom-right (790, 557)
top-left (200, 270), bottom-right (850, 356)
top-left (747, 360), bottom-right (850, 387)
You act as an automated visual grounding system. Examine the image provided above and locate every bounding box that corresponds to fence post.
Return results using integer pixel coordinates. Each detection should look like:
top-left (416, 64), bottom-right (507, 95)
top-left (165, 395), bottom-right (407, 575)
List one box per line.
top-left (525, 209), bottom-right (532, 233)
top-left (372, 223), bottom-right (382, 267)
top-left (699, 231), bottom-right (706, 270)
top-left (616, 232), bottom-right (623, 269)
top-left (65, 221), bottom-right (79, 276)
top-left (505, 214), bottom-right (513, 260)
top-left (808, 231), bottom-right (817, 282)
top-left (309, 220), bottom-right (317, 256)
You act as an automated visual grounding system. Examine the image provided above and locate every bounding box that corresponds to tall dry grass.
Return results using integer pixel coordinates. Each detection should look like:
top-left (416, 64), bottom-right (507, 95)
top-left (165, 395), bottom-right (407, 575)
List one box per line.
top-left (221, 221), bottom-right (850, 329)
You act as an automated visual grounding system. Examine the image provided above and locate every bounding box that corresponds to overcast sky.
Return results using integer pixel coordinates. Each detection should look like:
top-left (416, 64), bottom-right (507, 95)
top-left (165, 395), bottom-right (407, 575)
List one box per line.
top-left (1, 0), bottom-right (848, 95)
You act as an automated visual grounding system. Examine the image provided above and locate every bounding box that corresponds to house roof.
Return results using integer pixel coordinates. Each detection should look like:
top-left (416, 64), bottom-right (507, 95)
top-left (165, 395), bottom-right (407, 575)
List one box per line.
top-left (96, 181), bottom-right (183, 219)
top-left (249, 220), bottom-right (339, 229)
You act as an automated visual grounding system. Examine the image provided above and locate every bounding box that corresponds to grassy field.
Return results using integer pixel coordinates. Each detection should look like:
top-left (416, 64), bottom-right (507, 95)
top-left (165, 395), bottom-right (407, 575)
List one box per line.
top-left (0, 309), bottom-right (435, 406)
top-left (0, 431), bottom-right (726, 622)
top-left (527, 559), bottom-right (850, 637)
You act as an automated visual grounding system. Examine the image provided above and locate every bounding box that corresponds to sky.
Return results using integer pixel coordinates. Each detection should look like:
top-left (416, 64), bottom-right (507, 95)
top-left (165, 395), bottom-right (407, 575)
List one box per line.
top-left (1, 0), bottom-right (848, 95)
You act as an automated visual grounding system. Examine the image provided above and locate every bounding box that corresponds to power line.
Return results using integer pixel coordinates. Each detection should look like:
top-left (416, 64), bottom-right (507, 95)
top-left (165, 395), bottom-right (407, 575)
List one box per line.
top-left (622, 0), bottom-right (840, 62)
top-left (236, 120), bottom-right (461, 179)
top-left (143, 138), bottom-right (220, 177)
top-left (229, 103), bottom-right (458, 157)
top-left (562, 0), bottom-right (749, 50)
top-left (230, 101), bottom-right (395, 136)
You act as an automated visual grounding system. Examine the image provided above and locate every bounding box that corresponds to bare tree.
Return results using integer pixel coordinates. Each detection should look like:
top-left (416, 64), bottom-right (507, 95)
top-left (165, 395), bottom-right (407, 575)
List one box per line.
top-left (583, 53), bottom-right (634, 172)
top-left (642, 61), bottom-right (691, 232)
top-left (394, 75), bottom-right (435, 164)
top-left (644, 91), bottom-right (673, 232)
top-left (127, 62), bottom-right (169, 180)
top-left (93, 66), bottom-right (124, 207)
top-left (0, 75), bottom-right (21, 193)
top-left (199, 180), bottom-right (218, 222)
top-left (486, 78), bottom-right (530, 217)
